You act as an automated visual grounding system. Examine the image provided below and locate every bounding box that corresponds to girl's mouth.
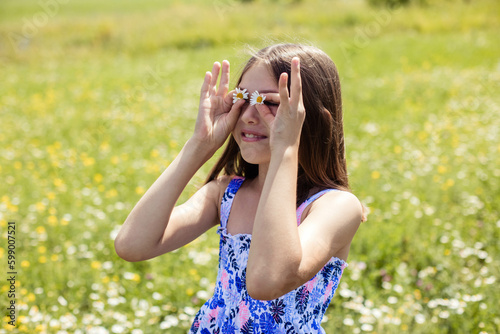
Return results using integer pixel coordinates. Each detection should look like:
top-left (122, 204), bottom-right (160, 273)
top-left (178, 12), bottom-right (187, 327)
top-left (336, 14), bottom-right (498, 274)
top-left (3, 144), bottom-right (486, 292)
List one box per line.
top-left (241, 132), bottom-right (267, 142)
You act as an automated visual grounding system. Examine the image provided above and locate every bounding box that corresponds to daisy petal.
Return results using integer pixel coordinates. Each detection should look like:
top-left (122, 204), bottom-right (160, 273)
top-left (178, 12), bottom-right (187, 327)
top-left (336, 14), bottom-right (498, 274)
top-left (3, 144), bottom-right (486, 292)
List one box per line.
top-left (250, 91), bottom-right (266, 106)
top-left (233, 87), bottom-right (248, 104)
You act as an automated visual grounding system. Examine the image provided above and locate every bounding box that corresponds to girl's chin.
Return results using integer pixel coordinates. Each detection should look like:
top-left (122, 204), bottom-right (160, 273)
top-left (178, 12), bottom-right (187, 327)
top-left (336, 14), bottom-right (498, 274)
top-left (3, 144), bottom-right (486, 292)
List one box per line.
top-left (240, 150), bottom-right (270, 165)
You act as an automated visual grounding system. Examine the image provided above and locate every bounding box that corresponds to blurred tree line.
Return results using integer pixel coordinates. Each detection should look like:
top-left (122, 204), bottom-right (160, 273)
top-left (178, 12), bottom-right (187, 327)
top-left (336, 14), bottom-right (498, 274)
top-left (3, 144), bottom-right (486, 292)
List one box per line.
top-left (237, 0), bottom-right (471, 7)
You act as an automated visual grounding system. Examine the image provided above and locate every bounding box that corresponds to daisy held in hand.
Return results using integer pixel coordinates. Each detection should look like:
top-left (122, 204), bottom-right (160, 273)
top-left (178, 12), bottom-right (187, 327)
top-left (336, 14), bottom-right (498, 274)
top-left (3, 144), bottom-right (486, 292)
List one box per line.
top-left (232, 87), bottom-right (248, 103)
top-left (115, 43), bottom-right (365, 334)
top-left (249, 90), bottom-right (266, 106)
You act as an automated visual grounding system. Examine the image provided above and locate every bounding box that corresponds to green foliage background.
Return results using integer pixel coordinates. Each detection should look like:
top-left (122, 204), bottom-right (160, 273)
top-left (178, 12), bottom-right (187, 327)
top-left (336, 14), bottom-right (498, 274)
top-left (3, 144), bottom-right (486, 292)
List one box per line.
top-left (0, 0), bottom-right (499, 333)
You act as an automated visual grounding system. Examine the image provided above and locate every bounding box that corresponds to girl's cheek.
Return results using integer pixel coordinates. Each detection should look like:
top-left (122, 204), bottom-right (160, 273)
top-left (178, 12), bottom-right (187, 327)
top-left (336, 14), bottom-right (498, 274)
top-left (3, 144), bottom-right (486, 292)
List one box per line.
top-left (239, 102), bottom-right (250, 115)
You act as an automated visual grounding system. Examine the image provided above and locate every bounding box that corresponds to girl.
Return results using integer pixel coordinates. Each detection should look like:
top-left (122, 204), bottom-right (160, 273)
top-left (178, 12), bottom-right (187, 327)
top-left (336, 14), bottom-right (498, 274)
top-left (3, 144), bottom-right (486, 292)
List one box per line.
top-left (115, 43), bottom-right (365, 333)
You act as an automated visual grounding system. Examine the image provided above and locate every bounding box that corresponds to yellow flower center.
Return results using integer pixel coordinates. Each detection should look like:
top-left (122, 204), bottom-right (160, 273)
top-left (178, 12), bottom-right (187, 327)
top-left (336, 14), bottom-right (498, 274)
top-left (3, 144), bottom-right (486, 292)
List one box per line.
top-left (256, 96), bottom-right (263, 103)
top-left (237, 93), bottom-right (243, 99)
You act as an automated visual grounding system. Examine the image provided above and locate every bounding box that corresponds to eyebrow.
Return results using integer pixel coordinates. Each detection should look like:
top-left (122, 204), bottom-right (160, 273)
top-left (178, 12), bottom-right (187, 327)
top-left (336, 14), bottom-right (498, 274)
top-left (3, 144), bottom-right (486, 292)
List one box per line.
top-left (238, 87), bottom-right (279, 94)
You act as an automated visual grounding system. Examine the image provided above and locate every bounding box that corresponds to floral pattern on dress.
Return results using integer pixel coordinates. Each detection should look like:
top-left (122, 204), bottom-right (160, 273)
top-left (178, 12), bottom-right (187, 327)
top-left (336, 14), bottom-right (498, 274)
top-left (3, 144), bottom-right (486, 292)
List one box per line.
top-left (190, 177), bottom-right (347, 334)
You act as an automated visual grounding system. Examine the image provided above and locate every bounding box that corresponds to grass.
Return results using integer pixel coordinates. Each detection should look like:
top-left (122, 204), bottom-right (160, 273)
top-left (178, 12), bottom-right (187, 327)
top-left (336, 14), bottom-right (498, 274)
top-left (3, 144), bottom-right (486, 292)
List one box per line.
top-left (0, 0), bottom-right (499, 333)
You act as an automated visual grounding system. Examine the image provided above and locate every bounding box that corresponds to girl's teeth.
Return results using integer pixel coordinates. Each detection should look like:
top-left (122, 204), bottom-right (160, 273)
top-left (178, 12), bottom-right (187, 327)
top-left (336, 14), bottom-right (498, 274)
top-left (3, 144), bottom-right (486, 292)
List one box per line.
top-left (243, 132), bottom-right (265, 139)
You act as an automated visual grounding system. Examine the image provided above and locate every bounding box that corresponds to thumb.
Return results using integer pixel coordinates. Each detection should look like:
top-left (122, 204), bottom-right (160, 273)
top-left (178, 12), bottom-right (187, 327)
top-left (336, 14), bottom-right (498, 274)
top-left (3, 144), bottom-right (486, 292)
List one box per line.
top-left (225, 98), bottom-right (245, 129)
top-left (255, 103), bottom-right (274, 129)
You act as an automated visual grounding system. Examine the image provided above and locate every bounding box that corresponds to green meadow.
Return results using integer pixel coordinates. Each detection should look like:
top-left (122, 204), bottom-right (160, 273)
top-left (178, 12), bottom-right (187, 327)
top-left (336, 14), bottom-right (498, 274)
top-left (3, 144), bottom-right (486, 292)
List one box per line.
top-left (0, 0), bottom-right (499, 333)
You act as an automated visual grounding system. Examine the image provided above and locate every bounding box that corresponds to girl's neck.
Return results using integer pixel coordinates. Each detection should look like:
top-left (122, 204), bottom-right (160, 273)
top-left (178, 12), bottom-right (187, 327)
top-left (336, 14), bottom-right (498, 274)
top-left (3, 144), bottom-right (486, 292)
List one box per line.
top-left (248, 163), bottom-right (269, 192)
top-left (250, 162), bottom-right (319, 205)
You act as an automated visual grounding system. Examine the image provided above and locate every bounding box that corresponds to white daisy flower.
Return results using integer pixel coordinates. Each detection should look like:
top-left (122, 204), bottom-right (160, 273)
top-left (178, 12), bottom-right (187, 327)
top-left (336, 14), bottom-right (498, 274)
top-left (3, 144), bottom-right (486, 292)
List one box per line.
top-left (232, 88), bottom-right (248, 103)
top-left (250, 91), bottom-right (266, 106)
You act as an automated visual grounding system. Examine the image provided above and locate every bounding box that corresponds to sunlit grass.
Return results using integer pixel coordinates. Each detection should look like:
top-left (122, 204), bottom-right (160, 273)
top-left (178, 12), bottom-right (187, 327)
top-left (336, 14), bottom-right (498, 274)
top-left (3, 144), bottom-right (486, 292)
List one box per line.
top-left (0, 0), bottom-right (499, 333)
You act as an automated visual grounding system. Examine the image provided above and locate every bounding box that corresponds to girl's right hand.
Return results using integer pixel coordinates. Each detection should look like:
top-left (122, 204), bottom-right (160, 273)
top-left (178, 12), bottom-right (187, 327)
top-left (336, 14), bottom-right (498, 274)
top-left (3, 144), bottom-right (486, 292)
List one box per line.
top-left (192, 60), bottom-right (244, 152)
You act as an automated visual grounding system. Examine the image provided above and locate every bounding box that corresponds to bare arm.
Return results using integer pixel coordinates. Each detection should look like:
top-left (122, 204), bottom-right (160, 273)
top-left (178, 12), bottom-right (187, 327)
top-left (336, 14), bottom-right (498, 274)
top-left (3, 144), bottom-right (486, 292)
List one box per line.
top-left (114, 60), bottom-right (244, 262)
top-left (114, 139), bottom-right (218, 262)
top-left (247, 148), bottom-right (362, 299)
top-left (247, 58), bottom-right (362, 299)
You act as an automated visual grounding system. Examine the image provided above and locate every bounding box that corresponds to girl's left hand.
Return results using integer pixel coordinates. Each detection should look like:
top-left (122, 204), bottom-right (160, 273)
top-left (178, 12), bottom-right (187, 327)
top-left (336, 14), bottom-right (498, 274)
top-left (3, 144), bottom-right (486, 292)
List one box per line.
top-left (255, 57), bottom-right (306, 152)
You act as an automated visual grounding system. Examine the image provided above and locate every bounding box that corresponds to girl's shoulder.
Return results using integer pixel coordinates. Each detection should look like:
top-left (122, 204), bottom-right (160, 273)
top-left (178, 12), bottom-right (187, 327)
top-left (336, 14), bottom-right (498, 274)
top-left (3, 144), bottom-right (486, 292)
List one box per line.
top-left (209, 174), bottom-right (240, 190)
top-left (207, 174), bottom-right (242, 207)
top-left (303, 189), bottom-right (365, 224)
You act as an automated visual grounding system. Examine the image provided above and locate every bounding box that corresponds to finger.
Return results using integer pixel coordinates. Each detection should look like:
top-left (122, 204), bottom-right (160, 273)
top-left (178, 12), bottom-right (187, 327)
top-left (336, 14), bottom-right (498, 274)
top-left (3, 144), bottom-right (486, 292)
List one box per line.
top-left (278, 72), bottom-right (290, 112)
top-left (290, 57), bottom-right (303, 107)
top-left (200, 71), bottom-right (212, 100)
top-left (223, 89), bottom-right (237, 109)
top-left (226, 98), bottom-right (245, 128)
top-left (261, 93), bottom-right (280, 117)
top-left (255, 103), bottom-right (274, 129)
top-left (210, 62), bottom-right (221, 94)
top-left (232, 95), bottom-right (246, 109)
top-left (217, 60), bottom-right (230, 97)
top-left (262, 93), bottom-right (280, 104)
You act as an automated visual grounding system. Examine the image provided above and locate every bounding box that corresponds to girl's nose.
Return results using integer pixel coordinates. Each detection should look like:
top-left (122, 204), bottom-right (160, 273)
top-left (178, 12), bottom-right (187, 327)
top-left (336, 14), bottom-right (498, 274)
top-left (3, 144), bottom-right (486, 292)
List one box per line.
top-left (240, 103), bottom-right (260, 124)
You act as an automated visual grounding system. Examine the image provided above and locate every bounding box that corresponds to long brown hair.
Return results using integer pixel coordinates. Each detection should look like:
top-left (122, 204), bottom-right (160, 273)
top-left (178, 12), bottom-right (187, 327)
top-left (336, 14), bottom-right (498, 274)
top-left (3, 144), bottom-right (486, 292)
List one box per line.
top-left (206, 43), bottom-right (349, 206)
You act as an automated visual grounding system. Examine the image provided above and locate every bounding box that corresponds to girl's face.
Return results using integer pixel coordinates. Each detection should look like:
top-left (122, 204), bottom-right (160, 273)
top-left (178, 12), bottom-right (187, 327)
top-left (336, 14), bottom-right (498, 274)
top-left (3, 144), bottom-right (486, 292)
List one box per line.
top-left (232, 62), bottom-right (280, 165)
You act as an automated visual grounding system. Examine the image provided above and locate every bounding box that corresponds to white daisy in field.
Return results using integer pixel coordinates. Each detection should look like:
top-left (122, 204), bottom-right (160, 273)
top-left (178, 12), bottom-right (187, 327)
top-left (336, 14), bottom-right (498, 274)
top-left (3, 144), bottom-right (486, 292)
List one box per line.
top-left (232, 88), bottom-right (248, 103)
top-left (250, 91), bottom-right (266, 105)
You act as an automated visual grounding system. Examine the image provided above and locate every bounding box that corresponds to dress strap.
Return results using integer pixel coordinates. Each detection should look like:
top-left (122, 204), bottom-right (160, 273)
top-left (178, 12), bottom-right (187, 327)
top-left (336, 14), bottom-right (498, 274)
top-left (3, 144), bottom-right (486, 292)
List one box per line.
top-left (296, 189), bottom-right (338, 226)
top-left (220, 176), bottom-right (245, 228)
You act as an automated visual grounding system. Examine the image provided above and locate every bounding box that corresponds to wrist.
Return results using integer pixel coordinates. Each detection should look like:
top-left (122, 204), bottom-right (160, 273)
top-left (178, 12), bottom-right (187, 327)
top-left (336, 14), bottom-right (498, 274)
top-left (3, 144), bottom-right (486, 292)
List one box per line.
top-left (271, 143), bottom-right (299, 156)
top-left (270, 144), bottom-right (299, 163)
top-left (185, 137), bottom-right (218, 159)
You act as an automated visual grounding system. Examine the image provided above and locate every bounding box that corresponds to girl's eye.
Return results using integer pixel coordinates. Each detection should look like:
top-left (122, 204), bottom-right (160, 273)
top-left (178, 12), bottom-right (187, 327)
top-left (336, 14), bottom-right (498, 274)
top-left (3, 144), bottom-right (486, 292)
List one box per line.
top-left (264, 101), bottom-right (279, 107)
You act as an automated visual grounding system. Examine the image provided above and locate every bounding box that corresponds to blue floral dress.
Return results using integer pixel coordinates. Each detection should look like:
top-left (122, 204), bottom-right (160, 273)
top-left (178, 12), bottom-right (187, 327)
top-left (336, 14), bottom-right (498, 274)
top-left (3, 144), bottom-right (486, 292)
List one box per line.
top-left (189, 177), bottom-right (347, 334)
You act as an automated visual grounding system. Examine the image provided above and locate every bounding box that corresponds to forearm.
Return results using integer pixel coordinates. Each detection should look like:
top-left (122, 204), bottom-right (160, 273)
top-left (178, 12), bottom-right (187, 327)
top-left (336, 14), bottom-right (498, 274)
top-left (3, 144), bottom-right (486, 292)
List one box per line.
top-left (114, 138), bottom-right (214, 258)
top-left (247, 147), bottom-right (303, 296)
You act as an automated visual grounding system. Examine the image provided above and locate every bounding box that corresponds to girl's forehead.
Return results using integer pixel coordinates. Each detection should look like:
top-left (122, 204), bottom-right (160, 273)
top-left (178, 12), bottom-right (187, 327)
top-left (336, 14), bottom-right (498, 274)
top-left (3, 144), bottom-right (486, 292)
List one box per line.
top-left (239, 63), bottom-right (278, 92)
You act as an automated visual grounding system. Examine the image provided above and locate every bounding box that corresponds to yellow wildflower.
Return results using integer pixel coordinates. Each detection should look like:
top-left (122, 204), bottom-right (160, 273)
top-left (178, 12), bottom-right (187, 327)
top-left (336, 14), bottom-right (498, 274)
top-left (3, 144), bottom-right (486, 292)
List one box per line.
top-left (48, 215), bottom-right (58, 226)
top-left (94, 173), bottom-right (103, 183)
top-left (36, 202), bottom-right (46, 212)
top-left (150, 149), bottom-right (160, 158)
